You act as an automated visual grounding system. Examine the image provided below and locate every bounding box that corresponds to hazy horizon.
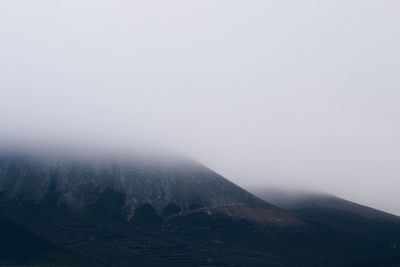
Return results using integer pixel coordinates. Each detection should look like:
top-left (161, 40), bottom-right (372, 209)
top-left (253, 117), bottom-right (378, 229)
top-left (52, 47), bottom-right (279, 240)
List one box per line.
top-left (1, 1), bottom-right (399, 215)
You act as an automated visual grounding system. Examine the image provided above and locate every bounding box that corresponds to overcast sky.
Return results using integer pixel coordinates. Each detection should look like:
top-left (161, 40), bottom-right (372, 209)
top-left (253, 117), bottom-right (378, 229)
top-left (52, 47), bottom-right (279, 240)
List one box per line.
top-left (1, 1), bottom-right (400, 215)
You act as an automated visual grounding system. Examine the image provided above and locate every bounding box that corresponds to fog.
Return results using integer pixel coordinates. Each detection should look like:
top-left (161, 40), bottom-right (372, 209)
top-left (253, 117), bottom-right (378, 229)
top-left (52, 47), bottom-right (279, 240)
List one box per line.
top-left (1, 1), bottom-right (400, 215)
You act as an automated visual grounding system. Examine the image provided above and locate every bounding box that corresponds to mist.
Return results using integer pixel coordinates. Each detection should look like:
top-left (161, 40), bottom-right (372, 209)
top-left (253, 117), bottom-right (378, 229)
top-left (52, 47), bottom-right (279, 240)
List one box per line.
top-left (1, 1), bottom-right (400, 215)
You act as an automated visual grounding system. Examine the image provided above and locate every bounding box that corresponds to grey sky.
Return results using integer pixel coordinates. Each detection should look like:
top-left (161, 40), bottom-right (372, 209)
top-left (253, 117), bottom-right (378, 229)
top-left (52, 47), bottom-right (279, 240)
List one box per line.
top-left (1, 1), bottom-right (400, 215)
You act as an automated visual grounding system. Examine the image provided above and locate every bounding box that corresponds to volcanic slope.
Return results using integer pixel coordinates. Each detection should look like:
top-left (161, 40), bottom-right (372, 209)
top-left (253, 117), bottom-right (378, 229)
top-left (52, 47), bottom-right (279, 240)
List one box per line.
top-left (0, 151), bottom-right (299, 227)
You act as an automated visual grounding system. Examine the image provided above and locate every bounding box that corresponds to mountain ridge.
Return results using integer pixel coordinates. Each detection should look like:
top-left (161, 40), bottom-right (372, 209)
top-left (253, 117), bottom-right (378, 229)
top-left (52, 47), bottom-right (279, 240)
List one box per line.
top-left (251, 187), bottom-right (400, 221)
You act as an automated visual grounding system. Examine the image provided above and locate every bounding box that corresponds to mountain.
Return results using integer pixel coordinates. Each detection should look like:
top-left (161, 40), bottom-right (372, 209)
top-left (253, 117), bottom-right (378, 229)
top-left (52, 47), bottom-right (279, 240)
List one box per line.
top-left (0, 150), bottom-right (302, 267)
top-left (252, 187), bottom-right (400, 224)
top-left (0, 151), bottom-right (298, 226)
top-left (252, 187), bottom-right (400, 266)
top-left (1, 150), bottom-right (400, 266)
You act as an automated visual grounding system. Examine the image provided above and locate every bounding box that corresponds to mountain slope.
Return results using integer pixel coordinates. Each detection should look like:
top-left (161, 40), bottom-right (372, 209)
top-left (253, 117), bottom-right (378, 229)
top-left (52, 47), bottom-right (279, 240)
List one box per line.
top-left (252, 188), bottom-right (400, 247)
top-left (252, 187), bottom-right (400, 222)
top-left (0, 151), bottom-right (299, 226)
top-left (2, 151), bottom-right (400, 266)
top-left (0, 150), bottom-right (306, 267)
top-left (253, 188), bottom-right (397, 218)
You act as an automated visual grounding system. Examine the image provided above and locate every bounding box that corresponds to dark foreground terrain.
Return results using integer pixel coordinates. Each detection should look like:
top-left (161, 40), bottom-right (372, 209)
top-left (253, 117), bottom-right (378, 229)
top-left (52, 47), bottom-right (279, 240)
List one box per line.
top-left (0, 151), bottom-right (400, 266)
